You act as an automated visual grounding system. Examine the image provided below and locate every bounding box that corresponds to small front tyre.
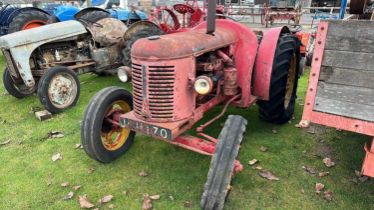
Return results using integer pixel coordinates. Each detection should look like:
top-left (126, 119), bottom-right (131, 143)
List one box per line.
top-left (37, 66), bottom-right (80, 114)
top-left (81, 87), bottom-right (136, 163)
top-left (201, 115), bottom-right (247, 210)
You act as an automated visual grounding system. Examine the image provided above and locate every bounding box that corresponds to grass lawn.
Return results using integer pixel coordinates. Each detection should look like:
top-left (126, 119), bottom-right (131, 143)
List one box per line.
top-left (0, 55), bottom-right (373, 210)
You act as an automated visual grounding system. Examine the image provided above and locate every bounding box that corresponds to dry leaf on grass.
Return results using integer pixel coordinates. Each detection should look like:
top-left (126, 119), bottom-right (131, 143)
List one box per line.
top-left (139, 170), bottom-right (148, 177)
top-left (323, 158), bottom-right (335, 168)
top-left (73, 185), bottom-right (81, 191)
top-left (318, 172), bottom-right (330, 177)
top-left (184, 201), bottom-right (193, 208)
top-left (79, 195), bottom-right (95, 209)
top-left (359, 176), bottom-right (369, 182)
top-left (169, 195), bottom-right (175, 201)
top-left (63, 191), bottom-right (74, 200)
top-left (98, 195), bottom-right (114, 204)
top-left (52, 153), bottom-right (62, 162)
top-left (248, 159), bottom-right (258, 166)
top-left (142, 194), bottom-right (153, 210)
top-left (323, 190), bottom-right (333, 201)
top-left (259, 146), bottom-right (268, 152)
top-left (149, 195), bottom-right (160, 200)
top-left (315, 183), bottom-right (325, 194)
top-left (302, 165), bottom-right (317, 175)
top-left (0, 139), bottom-right (11, 146)
top-left (252, 166), bottom-right (263, 170)
top-left (48, 131), bottom-right (64, 139)
top-left (108, 204), bottom-right (115, 209)
top-left (75, 144), bottom-right (83, 149)
top-left (271, 129), bottom-right (278, 134)
top-left (258, 170), bottom-right (280, 181)
top-left (61, 182), bottom-right (69, 187)
top-left (88, 168), bottom-right (95, 174)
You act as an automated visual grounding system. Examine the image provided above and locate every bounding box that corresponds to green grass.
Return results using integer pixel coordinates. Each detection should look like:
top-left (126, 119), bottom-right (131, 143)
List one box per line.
top-left (0, 55), bottom-right (373, 210)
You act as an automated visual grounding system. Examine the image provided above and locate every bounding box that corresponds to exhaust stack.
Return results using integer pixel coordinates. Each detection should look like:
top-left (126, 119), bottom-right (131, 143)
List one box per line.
top-left (206, 0), bottom-right (216, 34)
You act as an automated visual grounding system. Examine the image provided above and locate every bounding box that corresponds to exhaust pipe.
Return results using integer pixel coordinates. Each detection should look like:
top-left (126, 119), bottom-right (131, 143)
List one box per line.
top-left (206, 0), bottom-right (216, 35)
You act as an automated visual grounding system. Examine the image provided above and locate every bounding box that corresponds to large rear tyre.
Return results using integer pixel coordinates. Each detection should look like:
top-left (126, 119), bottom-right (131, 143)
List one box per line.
top-left (81, 87), bottom-right (136, 163)
top-left (3, 68), bottom-right (36, 98)
top-left (37, 66), bottom-right (80, 114)
top-left (122, 27), bottom-right (164, 67)
top-left (201, 115), bottom-right (247, 210)
top-left (8, 10), bottom-right (49, 33)
top-left (257, 34), bottom-right (301, 124)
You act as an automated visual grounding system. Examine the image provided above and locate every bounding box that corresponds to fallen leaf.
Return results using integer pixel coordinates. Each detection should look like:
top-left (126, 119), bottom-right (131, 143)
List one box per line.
top-left (323, 158), bottom-right (335, 168)
top-left (169, 195), bottom-right (174, 201)
top-left (184, 200), bottom-right (193, 208)
top-left (355, 170), bottom-right (362, 177)
top-left (108, 204), bottom-right (115, 209)
top-left (302, 165), bottom-right (316, 175)
top-left (61, 182), bottom-right (69, 187)
top-left (248, 159), bottom-right (258, 166)
top-left (139, 170), bottom-right (148, 177)
top-left (252, 166), bottom-right (263, 170)
top-left (315, 183), bottom-right (325, 194)
top-left (359, 176), bottom-right (369, 182)
top-left (142, 194), bottom-right (152, 210)
top-left (52, 153), bottom-right (63, 162)
top-left (318, 172), bottom-right (330, 177)
top-left (88, 168), bottom-right (95, 174)
top-left (79, 195), bottom-right (95, 209)
top-left (122, 191), bottom-right (128, 196)
top-left (259, 146), bottom-right (268, 152)
top-left (323, 190), bottom-right (333, 201)
top-left (295, 124), bottom-right (302, 128)
top-left (258, 170), bottom-right (280, 181)
top-left (98, 195), bottom-right (113, 204)
top-left (63, 191), bottom-right (74, 200)
top-left (149, 194), bottom-right (160, 200)
top-left (73, 185), bottom-right (81, 191)
top-left (301, 189), bottom-right (305, 194)
top-left (75, 144), bottom-right (83, 149)
top-left (48, 131), bottom-right (64, 139)
top-left (0, 139), bottom-right (11, 146)
top-left (272, 129), bottom-right (277, 134)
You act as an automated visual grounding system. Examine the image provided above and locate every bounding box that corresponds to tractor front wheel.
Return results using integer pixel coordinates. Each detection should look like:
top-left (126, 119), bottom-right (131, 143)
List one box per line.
top-left (81, 87), bottom-right (136, 163)
top-left (37, 66), bottom-right (80, 114)
top-left (257, 34), bottom-right (301, 124)
top-left (3, 68), bottom-right (36, 98)
top-left (201, 115), bottom-right (247, 210)
top-left (8, 10), bottom-right (49, 33)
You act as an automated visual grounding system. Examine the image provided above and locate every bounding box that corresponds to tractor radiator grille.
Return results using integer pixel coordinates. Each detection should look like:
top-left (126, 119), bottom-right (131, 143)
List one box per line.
top-left (132, 63), bottom-right (175, 120)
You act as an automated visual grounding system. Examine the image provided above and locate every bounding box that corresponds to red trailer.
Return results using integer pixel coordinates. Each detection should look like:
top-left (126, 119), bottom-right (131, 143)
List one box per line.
top-left (300, 20), bottom-right (374, 177)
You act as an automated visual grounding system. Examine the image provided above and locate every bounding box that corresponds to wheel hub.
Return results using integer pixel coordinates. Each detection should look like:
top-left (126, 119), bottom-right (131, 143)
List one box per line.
top-left (48, 73), bottom-right (77, 108)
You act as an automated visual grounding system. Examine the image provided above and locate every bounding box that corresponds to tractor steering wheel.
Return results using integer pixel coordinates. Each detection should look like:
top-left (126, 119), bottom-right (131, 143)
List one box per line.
top-left (173, 4), bottom-right (195, 14)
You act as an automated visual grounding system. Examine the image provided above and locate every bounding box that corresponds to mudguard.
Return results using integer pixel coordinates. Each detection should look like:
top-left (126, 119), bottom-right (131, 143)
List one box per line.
top-left (74, 7), bottom-right (109, 20)
top-left (53, 5), bottom-right (81, 22)
top-left (109, 9), bottom-right (147, 21)
top-left (123, 20), bottom-right (160, 41)
top-left (0, 21), bottom-right (87, 87)
top-left (253, 26), bottom-right (290, 101)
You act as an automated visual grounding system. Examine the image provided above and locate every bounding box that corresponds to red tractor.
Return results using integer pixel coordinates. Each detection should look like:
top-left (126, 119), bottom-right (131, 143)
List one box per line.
top-left (81, 1), bottom-right (301, 209)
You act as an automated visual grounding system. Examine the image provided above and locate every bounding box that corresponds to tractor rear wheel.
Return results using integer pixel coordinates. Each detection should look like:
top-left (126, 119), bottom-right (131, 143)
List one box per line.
top-left (81, 87), bottom-right (136, 163)
top-left (37, 66), bottom-right (80, 114)
top-left (122, 27), bottom-right (164, 67)
top-left (47, 15), bottom-right (60, 24)
top-left (201, 115), bottom-right (247, 210)
top-left (3, 68), bottom-right (36, 98)
top-left (8, 10), bottom-right (49, 33)
top-left (77, 10), bottom-right (110, 24)
top-left (257, 34), bottom-right (301, 124)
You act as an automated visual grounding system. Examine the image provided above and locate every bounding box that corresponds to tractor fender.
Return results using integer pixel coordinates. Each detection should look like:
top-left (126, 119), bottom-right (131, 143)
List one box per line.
top-left (74, 7), bottom-right (109, 20)
top-left (53, 5), bottom-right (81, 22)
top-left (108, 9), bottom-right (147, 21)
top-left (123, 20), bottom-right (160, 41)
top-left (253, 26), bottom-right (290, 101)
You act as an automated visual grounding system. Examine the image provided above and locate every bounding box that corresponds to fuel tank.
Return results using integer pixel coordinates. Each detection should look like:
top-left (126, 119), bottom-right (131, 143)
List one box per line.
top-left (131, 27), bottom-right (237, 60)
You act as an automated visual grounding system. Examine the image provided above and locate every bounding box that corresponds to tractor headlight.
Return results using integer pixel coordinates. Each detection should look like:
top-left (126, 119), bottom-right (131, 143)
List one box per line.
top-left (117, 66), bottom-right (131, 83)
top-left (194, 76), bottom-right (213, 95)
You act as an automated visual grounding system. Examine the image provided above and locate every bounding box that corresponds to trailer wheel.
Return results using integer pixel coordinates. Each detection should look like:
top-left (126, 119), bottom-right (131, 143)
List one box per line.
top-left (37, 66), bottom-right (80, 114)
top-left (257, 34), bottom-right (301, 124)
top-left (81, 87), bottom-right (135, 163)
top-left (201, 115), bottom-right (247, 210)
top-left (77, 10), bottom-right (110, 24)
top-left (8, 10), bottom-right (49, 33)
top-left (122, 27), bottom-right (164, 67)
top-left (3, 68), bottom-right (36, 98)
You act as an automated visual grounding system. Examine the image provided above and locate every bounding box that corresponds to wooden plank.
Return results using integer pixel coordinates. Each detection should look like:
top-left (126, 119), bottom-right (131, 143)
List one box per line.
top-left (322, 50), bottom-right (374, 71)
top-left (324, 20), bottom-right (374, 53)
top-left (314, 97), bottom-right (374, 122)
top-left (319, 66), bottom-right (374, 89)
top-left (315, 82), bottom-right (374, 107)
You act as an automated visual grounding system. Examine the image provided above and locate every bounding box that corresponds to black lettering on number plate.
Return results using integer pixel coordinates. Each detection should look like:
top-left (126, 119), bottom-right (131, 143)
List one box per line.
top-left (120, 118), bottom-right (172, 140)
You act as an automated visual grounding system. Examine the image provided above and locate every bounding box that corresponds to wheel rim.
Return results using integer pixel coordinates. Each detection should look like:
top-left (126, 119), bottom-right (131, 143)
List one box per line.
top-left (22, 20), bottom-right (46, 30)
top-left (47, 73), bottom-right (78, 109)
top-left (101, 100), bottom-right (131, 151)
top-left (284, 54), bottom-right (297, 108)
top-left (154, 8), bottom-right (179, 33)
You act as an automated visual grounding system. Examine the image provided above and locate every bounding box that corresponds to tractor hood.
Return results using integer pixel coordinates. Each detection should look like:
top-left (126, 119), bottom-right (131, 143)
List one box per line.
top-left (131, 27), bottom-right (237, 60)
top-left (0, 20), bottom-right (87, 49)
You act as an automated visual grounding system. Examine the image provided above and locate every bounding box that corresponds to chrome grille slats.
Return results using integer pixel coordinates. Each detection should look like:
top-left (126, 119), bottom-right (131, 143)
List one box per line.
top-left (132, 63), bottom-right (175, 120)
